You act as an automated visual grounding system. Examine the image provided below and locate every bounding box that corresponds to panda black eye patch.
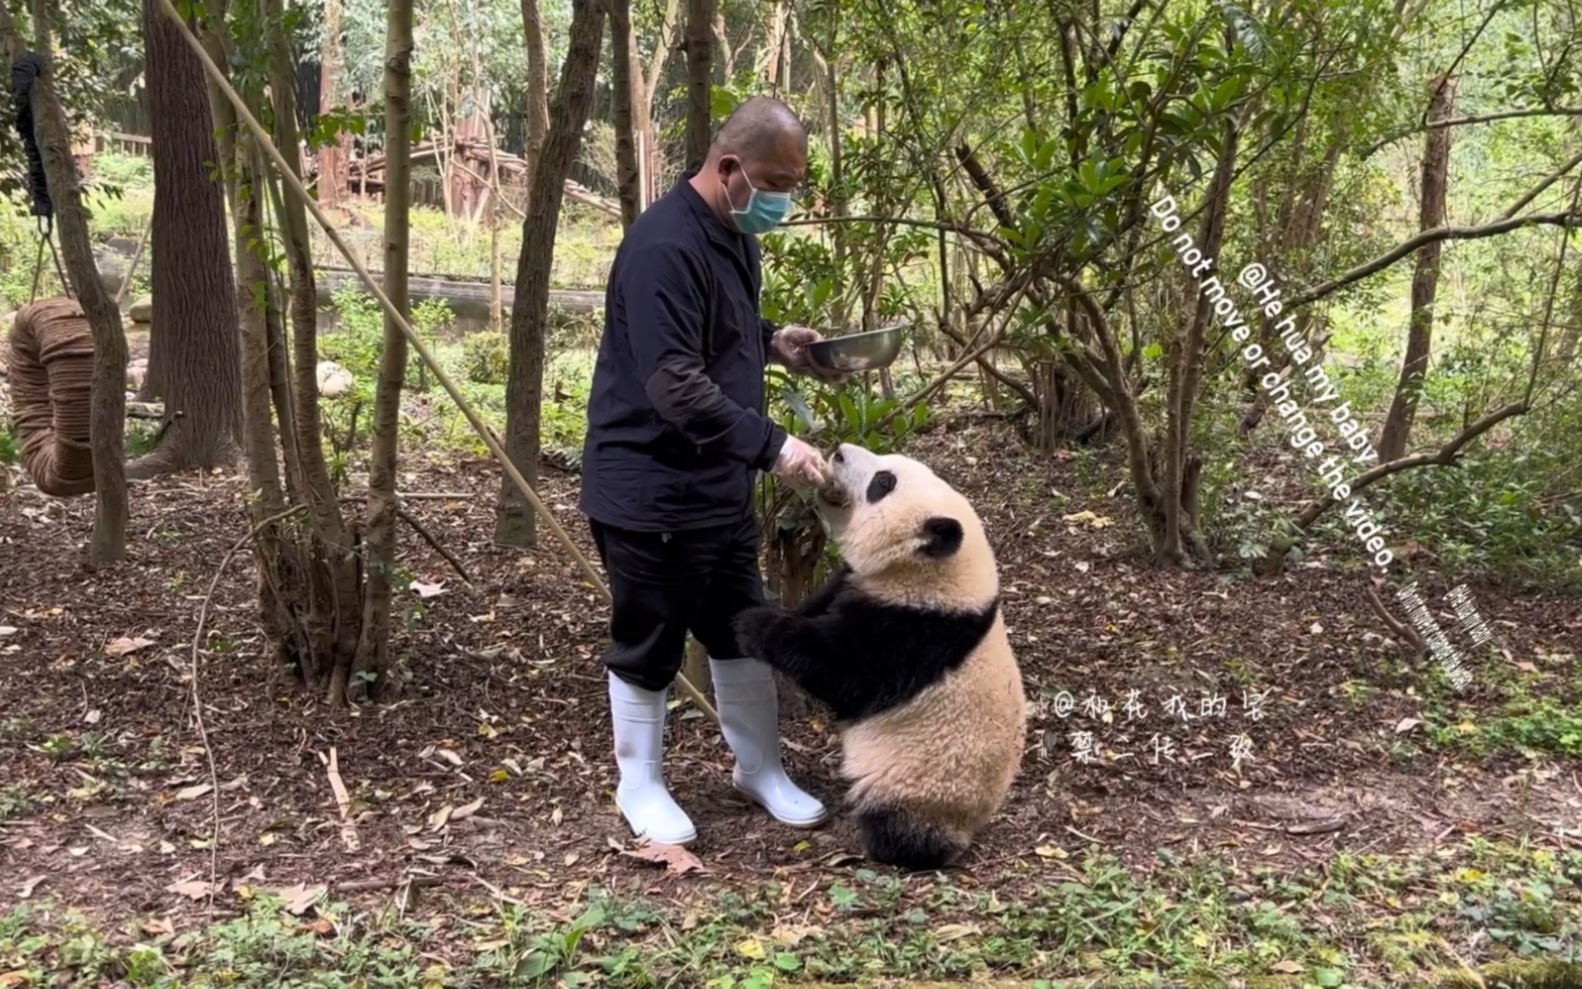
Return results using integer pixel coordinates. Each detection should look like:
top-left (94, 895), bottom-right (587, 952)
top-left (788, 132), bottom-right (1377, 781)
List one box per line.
top-left (865, 470), bottom-right (897, 503)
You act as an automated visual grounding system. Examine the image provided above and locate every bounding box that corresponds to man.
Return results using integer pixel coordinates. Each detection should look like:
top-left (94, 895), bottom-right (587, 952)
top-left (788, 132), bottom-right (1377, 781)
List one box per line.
top-left (579, 96), bottom-right (835, 846)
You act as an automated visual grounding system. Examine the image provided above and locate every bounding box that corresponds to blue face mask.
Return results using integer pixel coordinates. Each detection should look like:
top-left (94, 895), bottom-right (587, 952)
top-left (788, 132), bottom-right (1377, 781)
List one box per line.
top-left (726, 164), bottom-right (792, 234)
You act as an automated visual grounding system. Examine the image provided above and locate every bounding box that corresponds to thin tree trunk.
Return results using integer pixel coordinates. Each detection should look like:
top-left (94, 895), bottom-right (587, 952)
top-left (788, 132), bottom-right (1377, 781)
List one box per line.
top-left (353, 0), bottom-right (414, 700)
top-left (262, 0), bottom-right (362, 700)
top-left (317, 0), bottom-right (351, 206)
top-left (1158, 114), bottom-right (1237, 565)
top-left (129, 0), bottom-right (244, 478)
top-left (2, 1), bottom-right (128, 563)
top-left (1378, 75), bottom-right (1456, 462)
top-left (635, 0), bottom-right (679, 189)
top-left (521, 0), bottom-right (550, 184)
top-left (684, 0), bottom-right (713, 168)
top-left (494, 0), bottom-right (605, 546)
top-left (610, 0), bottom-right (640, 228)
top-left (233, 136), bottom-right (287, 518)
top-left (485, 116), bottom-right (505, 333)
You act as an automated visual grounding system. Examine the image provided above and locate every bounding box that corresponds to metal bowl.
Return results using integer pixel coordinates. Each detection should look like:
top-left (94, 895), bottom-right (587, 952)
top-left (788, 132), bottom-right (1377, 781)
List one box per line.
top-left (805, 324), bottom-right (907, 373)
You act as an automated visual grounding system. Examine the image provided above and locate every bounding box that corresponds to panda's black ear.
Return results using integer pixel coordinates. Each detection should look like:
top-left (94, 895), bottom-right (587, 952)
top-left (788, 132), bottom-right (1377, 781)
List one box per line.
top-left (919, 516), bottom-right (963, 558)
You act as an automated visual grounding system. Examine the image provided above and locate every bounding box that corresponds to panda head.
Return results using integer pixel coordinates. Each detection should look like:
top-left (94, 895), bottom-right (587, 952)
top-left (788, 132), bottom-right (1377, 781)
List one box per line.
top-left (814, 443), bottom-right (997, 609)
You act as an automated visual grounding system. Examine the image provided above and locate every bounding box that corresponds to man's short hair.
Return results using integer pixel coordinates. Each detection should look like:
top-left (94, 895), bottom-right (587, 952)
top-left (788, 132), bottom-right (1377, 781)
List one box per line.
top-left (707, 96), bottom-right (808, 163)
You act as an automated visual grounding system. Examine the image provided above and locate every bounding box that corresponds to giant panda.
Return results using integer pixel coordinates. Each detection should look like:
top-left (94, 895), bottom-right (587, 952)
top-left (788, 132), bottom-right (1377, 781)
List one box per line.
top-left (734, 442), bottom-right (1027, 871)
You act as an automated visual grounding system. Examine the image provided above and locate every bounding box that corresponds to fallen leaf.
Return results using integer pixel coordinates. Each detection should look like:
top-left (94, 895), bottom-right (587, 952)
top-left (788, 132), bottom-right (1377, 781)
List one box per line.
top-left (17, 876), bottom-right (44, 899)
top-left (933, 923), bottom-right (980, 941)
top-left (175, 783), bottom-right (213, 801)
top-left (104, 636), bottom-right (156, 657)
top-left (451, 797), bottom-right (484, 821)
top-left (1269, 959), bottom-right (1304, 974)
top-left (770, 924), bottom-right (821, 946)
top-left (165, 876), bottom-right (219, 899)
top-left (1394, 717), bottom-right (1422, 733)
top-left (620, 840), bottom-right (708, 876)
top-left (735, 937), bottom-right (766, 960)
top-left (428, 805), bottom-right (453, 831)
top-left (0, 626), bottom-right (17, 637)
top-left (269, 883), bottom-right (326, 916)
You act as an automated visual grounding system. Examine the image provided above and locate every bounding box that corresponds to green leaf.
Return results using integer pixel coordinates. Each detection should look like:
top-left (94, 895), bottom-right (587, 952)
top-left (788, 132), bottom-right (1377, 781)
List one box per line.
top-left (515, 952), bottom-right (555, 979)
top-left (772, 953), bottom-right (801, 971)
top-left (1314, 969), bottom-right (1345, 987)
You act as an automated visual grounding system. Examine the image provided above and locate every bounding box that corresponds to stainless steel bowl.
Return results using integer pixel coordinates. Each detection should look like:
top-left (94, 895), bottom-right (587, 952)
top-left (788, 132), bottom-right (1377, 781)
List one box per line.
top-left (805, 324), bottom-right (907, 373)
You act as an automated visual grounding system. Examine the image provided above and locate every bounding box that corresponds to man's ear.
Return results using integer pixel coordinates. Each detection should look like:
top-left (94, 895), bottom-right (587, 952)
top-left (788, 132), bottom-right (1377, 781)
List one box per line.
top-left (918, 516), bottom-right (963, 558)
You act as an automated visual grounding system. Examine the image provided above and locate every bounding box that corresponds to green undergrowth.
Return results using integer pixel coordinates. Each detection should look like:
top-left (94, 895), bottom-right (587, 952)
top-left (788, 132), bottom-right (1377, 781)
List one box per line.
top-left (313, 285), bottom-right (601, 471)
top-left (1415, 649), bottom-right (1582, 760)
top-left (4, 839), bottom-right (1579, 988)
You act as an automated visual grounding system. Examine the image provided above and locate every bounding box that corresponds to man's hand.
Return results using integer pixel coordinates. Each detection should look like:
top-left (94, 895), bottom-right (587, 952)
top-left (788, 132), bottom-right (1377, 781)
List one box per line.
top-left (771, 326), bottom-right (848, 382)
top-left (771, 435), bottom-right (830, 488)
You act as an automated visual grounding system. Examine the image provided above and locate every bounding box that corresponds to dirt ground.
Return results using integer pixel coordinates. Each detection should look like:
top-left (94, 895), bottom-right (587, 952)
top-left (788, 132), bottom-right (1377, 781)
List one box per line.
top-left (2, 419), bottom-right (1579, 934)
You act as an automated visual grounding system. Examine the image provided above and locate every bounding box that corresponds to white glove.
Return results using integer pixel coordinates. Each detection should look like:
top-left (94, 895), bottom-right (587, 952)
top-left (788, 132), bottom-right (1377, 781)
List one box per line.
top-left (771, 435), bottom-right (829, 487)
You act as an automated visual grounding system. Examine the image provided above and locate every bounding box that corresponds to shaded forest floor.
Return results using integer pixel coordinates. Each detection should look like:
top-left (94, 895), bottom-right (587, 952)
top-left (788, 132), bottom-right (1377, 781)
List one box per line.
top-left (2, 419), bottom-right (1580, 987)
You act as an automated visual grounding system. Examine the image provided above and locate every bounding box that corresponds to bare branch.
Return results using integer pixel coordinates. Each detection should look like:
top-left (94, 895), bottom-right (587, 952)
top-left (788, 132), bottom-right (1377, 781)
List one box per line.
top-left (1362, 107), bottom-right (1582, 159)
top-left (1289, 401), bottom-right (1529, 533)
top-left (1286, 213), bottom-right (1581, 311)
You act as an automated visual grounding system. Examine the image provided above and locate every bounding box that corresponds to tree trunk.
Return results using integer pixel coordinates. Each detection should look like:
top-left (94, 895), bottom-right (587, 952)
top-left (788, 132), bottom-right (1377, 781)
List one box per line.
top-left (262, 0), bottom-right (363, 701)
top-left (1157, 114), bottom-right (1237, 566)
top-left (2, 1), bottom-right (128, 564)
top-left (352, 0), bottom-right (413, 701)
top-left (1378, 75), bottom-right (1456, 462)
top-left (494, 0), bottom-right (605, 547)
top-left (521, 0), bottom-right (550, 185)
top-left (317, 0), bottom-right (351, 206)
top-left (610, 0), bottom-right (640, 228)
top-left (129, 0), bottom-right (244, 479)
top-left (684, 0), bottom-right (713, 168)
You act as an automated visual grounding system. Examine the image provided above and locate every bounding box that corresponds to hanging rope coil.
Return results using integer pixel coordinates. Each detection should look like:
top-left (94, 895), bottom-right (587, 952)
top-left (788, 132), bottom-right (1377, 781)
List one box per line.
top-left (7, 297), bottom-right (96, 496)
top-left (10, 52), bottom-right (52, 221)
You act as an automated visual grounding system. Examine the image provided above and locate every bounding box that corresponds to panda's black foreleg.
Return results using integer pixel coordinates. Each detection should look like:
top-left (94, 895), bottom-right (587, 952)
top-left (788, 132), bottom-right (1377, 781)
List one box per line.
top-left (856, 806), bottom-right (965, 873)
top-left (732, 607), bottom-right (847, 708)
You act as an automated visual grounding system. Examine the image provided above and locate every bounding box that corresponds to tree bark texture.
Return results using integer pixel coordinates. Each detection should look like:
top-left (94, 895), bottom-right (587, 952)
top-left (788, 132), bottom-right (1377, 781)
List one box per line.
top-left (1378, 74), bottom-right (1456, 462)
top-left (130, 0), bottom-right (244, 478)
top-left (610, 0), bottom-right (640, 228)
top-left (521, 0), bottom-right (550, 186)
top-left (353, 0), bottom-right (414, 698)
top-left (684, 0), bottom-right (714, 168)
top-left (260, 0), bottom-right (362, 699)
top-left (1157, 114), bottom-right (1238, 566)
top-left (6, 0), bottom-right (129, 563)
top-left (317, 0), bottom-right (351, 206)
top-left (494, 0), bottom-right (606, 547)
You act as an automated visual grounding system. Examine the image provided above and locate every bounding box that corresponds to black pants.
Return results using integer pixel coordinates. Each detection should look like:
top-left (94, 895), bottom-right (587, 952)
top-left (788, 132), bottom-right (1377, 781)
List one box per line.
top-left (589, 514), bottom-right (766, 692)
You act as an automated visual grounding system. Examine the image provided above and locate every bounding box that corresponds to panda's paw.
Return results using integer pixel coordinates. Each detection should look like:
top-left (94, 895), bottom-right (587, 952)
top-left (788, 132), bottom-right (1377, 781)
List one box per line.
top-left (732, 606), bottom-right (784, 656)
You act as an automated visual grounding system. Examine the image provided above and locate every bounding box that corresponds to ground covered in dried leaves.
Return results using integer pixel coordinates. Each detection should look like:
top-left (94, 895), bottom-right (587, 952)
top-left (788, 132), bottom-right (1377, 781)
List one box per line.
top-left (2, 420), bottom-right (1580, 988)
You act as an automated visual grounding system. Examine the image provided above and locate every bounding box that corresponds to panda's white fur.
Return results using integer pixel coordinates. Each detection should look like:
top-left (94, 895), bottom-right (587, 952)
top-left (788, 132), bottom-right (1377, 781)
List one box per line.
top-left (734, 442), bottom-right (1026, 870)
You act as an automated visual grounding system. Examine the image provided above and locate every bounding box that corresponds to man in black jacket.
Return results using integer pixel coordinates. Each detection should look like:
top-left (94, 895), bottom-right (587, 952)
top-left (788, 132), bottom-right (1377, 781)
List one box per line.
top-left (580, 96), bottom-right (835, 846)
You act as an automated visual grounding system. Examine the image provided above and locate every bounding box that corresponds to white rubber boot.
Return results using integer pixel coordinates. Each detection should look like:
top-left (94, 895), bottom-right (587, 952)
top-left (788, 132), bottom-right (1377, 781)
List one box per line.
top-left (607, 671), bottom-right (697, 845)
top-left (709, 657), bottom-right (829, 828)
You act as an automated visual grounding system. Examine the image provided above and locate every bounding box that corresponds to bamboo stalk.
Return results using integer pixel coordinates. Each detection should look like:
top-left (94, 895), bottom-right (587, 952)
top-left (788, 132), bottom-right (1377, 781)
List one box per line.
top-left (154, 0), bottom-right (720, 725)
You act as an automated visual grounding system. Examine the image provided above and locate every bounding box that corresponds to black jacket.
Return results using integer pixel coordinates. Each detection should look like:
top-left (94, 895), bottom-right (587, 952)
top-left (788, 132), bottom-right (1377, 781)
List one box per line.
top-left (578, 171), bottom-right (789, 532)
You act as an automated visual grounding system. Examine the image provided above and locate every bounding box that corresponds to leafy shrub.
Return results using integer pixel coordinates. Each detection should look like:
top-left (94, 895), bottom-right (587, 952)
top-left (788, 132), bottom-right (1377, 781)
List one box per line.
top-left (462, 332), bottom-right (509, 385)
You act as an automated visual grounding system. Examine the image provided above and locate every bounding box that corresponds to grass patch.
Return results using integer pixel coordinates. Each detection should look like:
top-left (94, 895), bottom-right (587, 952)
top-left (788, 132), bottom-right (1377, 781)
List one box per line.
top-left (4, 840), bottom-right (1579, 987)
top-left (1419, 651), bottom-right (1582, 760)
